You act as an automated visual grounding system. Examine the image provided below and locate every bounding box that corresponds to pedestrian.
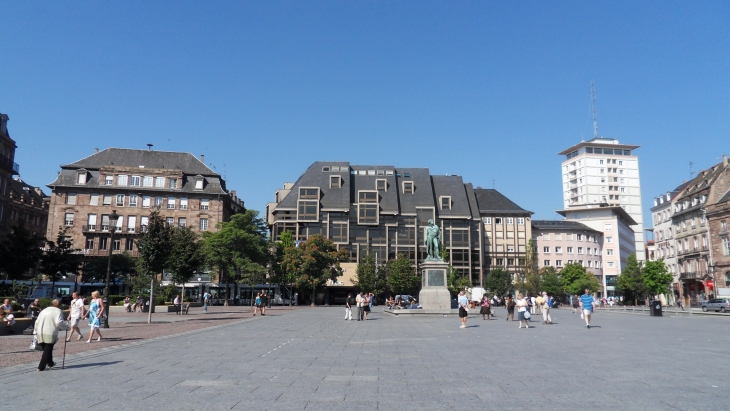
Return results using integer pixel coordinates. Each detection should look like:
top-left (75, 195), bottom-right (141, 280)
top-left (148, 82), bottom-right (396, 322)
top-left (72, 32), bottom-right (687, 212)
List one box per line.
top-left (363, 293), bottom-right (371, 320)
top-left (579, 289), bottom-right (596, 329)
top-left (123, 296), bottom-right (131, 312)
top-left (516, 293), bottom-right (529, 329)
top-left (1, 299), bottom-right (11, 313)
top-left (173, 295), bottom-right (181, 315)
top-left (529, 294), bottom-right (536, 315)
top-left (677, 298), bottom-right (684, 311)
top-left (345, 293), bottom-right (353, 320)
top-left (86, 291), bottom-right (104, 343)
top-left (203, 290), bottom-right (211, 313)
top-left (480, 295), bottom-right (491, 320)
top-left (541, 291), bottom-right (553, 324)
top-left (356, 292), bottom-right (364, 321)
top-left (458, 291), bottom-right (469, 328)
top-left (536, 293), bottom-right (544, 315)
top-left (261, 292), bottom-right (268, 316)
top-left (506, 296), bottom-right (515, 321)
top-left (253, 292), bottom-right (261, 316)
top-left (572, 295), bottom-right (580, 314)
top-left (66, 292), bottom-right (86, 341)
top-left (27, 298), bottom-right (41, 329)
top-left (134, 295), bottom-right (144, 312)
top-left (34, 299), bottom-right (69, 371)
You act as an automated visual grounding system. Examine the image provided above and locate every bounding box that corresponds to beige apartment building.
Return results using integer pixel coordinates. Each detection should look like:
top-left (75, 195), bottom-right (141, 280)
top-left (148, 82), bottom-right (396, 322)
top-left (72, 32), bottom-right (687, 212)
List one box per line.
top-left (532, 220), bottom-right (603, 278)
top-left (47, 148), bottom-right (244, 265)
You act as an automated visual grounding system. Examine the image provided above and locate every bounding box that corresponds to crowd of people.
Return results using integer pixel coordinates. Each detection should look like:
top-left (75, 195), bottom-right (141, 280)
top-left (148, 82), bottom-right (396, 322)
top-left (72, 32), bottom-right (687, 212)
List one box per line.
top-left (344, 292), bottom-right (374, 321)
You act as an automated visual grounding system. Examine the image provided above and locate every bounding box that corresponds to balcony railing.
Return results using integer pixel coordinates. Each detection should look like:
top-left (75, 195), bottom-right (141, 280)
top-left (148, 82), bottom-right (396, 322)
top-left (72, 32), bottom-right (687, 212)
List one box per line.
top-left (0, 155), bottom-right (19, 174)
top-left (83, 225), bottom-right (145, 233)
top-left (78, 248), bottom-right (139, 257)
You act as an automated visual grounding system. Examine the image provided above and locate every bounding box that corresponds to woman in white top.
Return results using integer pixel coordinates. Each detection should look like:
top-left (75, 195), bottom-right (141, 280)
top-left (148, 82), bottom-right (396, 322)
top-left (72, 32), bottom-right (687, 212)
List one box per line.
top-left (515, 293), bottom-right (529, 329)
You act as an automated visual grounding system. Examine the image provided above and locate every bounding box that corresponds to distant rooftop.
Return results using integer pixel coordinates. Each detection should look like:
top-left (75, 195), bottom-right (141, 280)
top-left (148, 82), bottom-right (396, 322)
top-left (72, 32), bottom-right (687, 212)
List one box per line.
top-left (531, 220), bottom-right (601, 233)
top-left (558, 138), bottom-right (640, 155)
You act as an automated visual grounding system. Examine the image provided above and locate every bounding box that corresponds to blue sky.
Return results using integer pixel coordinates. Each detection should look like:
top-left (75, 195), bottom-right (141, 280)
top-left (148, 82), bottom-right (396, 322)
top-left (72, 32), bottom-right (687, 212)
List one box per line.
top-left (2, 1), bottom-right (728, 229)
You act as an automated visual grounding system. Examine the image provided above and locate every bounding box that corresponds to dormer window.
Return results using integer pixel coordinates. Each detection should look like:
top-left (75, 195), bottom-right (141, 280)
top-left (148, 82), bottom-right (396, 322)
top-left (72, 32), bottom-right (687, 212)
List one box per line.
top-left (299, 188), bottom-right (318, 199)
top-left (322, 166), bottom-right (330, 172)
top-left (440, 196), bottom-right (451, 210)
top-left (194, 176), bottom-right (204, 190)
top-left (77, 170), bottom-right (88, 185)
top-left (104, 175), bottom-right (113, 186)
top-left (330, 175), bottom-right (341, 188)
top-left (376, 179), bottom-right (386, 191)
top-left (403, 181), bottom-right (414, 194)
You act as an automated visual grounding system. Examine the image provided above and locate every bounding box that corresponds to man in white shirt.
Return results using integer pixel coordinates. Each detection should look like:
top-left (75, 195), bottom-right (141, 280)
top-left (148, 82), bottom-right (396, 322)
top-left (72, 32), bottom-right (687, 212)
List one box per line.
top-left (530, 295), bottom-right (537, 314)
top-left (356, 292), bottom-right (364, 321)
top-left (67, 292), bottom-right (86, 341)
top-left (458, 291), bottom-right (469, 329)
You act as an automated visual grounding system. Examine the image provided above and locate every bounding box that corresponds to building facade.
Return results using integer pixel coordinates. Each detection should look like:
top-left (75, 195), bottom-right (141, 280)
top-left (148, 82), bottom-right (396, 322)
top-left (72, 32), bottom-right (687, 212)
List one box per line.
top-left (6, 177), bottom-right (49, 239)
top-left (47, 148), bottom-right (244, 263)
top-left (557, 205), bottom-right (636, 297)
top-left (0, 114), bottom-right (22, 238)
top-left (266, 162), bottom-right (533, 303)
top-left (649, 183), bottom-right (689, 295)
top-left (559, 137), bottom-right (645, 261)
top-left (706, 184), bottom-right (730, 293)
top-left (532, 220), bottom-right (604, 277)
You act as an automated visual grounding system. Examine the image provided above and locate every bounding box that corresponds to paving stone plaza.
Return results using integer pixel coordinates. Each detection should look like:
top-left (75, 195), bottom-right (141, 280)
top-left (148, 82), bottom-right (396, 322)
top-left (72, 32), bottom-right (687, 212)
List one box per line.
top-left (2, 306), bottom-right (728, 410)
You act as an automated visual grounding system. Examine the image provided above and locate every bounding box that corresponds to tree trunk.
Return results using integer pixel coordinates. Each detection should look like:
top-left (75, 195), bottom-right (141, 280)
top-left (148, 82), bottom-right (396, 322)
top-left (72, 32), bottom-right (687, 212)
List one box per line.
top-left (224, 274), bottom-right (230, 307)
top-left (147, 277), bottom-right (155, 324)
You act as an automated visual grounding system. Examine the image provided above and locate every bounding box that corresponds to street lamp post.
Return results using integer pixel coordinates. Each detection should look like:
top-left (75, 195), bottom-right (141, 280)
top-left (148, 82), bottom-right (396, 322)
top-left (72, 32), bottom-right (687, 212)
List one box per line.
top-left (102, 210), bottom-right (119, 329)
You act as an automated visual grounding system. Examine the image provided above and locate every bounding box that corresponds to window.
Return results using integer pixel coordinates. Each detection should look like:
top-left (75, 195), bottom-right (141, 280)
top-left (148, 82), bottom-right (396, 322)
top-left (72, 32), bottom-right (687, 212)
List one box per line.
top-left (166, 217), bottom-right (174, 225)
top-left (125, 238), bottom-right (134, 251)
top-left (723, 238), bottom-right (730, 256)
top-left (101, 214), bottom-right (110, 231)
top-left (556, 260), bottom-right (563, 267)
top-left (143, 176), bottom-right (153, 187)
top-left (195, 179), bottom-right (204, 189)
top-left (129, 195), bottom-right (138, 207)
top-left (440, 197), bottom-right (451, 210)
top-left (495, 217), bottom-right (503, 225)
top-left (180, 198), bottom-right (188, 210)
top-left (67, 193), bottom-right (77, 205)
top-left (359, 191), bottom-right (378, 203)
top-left (577, 247), bottom-right (583, 254)
top-left (85, 238), bottom-right (94, 250)
top-left (555, 247), bottom-right (562, 253)
top-left (127, 216), bottom-right (136, 232)
top-left (154, 197), bottom-right (163, 207)
top-left (104, 175), bottom-right (113, 185)
top-left (507, 246), bottom-right (515, 252)
top-left (544, 260), bottom-right (551, 266)
top-left (567, 247), bottom-right (573, 253)
top-left (99, 237), bottom-right (107, 250)
top-left (113, 194), bottom-right (123, 207)
top-left (299, 188), bottom-right (318, 199)
top-left (358, 204), bottom-right (378, 224)
top-left (64, 213), bottom-right (74, 226)
top-left (517, 218), bottom-right (525, 225)
top-left (604, 224), bottom-right (612, 231)
top-left (330, 223), bottom-right (348, 243)
top-left (322, 166), bottom-right (330, 172)
top-left (199, 218), bottom-right (208, 231)
top-left (178, 217), bottom-right (186, 227)
top-left (77, 173), bottom-right (87, 184)
top-left (606, 249), bottom-right (614, 256)
top-left (722, 220), bottom-right (727, 232)
top-left (200, 199), bottom-right (210, 210)
top-left (330, 175), bottom-right (341, 188)
top-left (607, 261), bottom-right (615, 268)
top-left (599, 160), bottom-right (604, 165)
top-left (506, 217), bottom-right (514, 225)
top-left (112, 239), bottom-right (121, 251)
top-left (168, 178), bottom-right (177, 189)
top-left (140, 216), bottom-right (149, 232)
top-left (89, 194), bottom-right (98, 206)
top-left (543, 247), bottom-right (550, 253)
top-left (87, 214), bottom-right (97, 231)
top-left (495, 258), bottom-right (504, 266)
top-left (103, 195), bottom-right (112, 205)
top-left (167, 197), bottom-right (176, 209)
top-left (130, 176), bottom-right (141, 186)
top-left (403, 181), bottom-right (414, 194)
top-left (577, 234), bottom-right (582, 241)
top-left (142, 196), bottom-right (151, 208)
top-left (117, 175), bottom-right (128, 186)
top-left (376, 179), bottom-right (386, 191)
top-left (483, 217), bottom-right (492, 225)
top-left (578, 260), bottom-right (584, 267)
top-left (298, 200), bottom-right (318, 221)
top-left (155, 177), bottom-right (165, 187)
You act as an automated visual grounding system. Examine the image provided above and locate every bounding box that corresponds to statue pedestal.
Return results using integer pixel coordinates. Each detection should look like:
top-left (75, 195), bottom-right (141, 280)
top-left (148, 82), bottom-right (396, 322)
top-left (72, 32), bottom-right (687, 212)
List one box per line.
top-left (418, 260), bottom-right (451, 311)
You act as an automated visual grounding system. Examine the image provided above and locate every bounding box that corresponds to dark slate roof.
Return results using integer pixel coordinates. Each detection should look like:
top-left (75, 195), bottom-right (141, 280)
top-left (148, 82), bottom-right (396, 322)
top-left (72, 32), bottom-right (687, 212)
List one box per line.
top-left (474, 188), bottom-right (532, 215)
top-left (276, 161), bottom-right (353, 210)
top-left (432, 175), bottom-right (473, 218)
top-left (396, 167), bottom-right (435, 214)
top-left (10, 177), bottom-right (48, 203)
top-left (531, 220), bottom-right (601, 233)
top-left (718, 188), bottom-right (730, 204)
top-left (673, 159), bottom-right (730, 218)
top-left (62, 148), bottom-right (217, 176)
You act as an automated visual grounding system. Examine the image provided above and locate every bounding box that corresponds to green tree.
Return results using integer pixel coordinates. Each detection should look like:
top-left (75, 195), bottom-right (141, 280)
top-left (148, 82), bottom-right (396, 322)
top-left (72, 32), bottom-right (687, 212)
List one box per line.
top-left (281, 234), bottom-right (348, 306)
top-left (82, 252), bottom-right (137, 284)
top-left (561, 262), bottom-right (600, 296)
top-left (0, 222), bottom-right (44, 280)
top-left (617, 255), bottom-right (644, 305)
top-left (272, 231), bottom-right (297, 305)
top-left (167, 226), bottom-right (204, 302)
top-left (40, 227), bottom-right (81, 295)
top-left (540, 266), bottom-right (564, 297)
top-left (386, 254), bottom-right (419, 295)
top-left (515, 239), bottom-right (541, 296)
top-left (447, 266), bottom-right (471, 296)
top-left (202, 211), bottom-right (270, 306)
top-left (355, 251), bottom-right (387, 296)
top-left (136, 210), bottom-right (172, 323)
top-left (642, 258), bottom-right (672, 299)
top-left (484, 268), bottom-right (513, 297)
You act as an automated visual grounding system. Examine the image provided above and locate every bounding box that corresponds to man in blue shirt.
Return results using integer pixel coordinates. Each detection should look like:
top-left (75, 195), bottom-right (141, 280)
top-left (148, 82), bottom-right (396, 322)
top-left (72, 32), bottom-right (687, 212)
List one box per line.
top-left (458, 291), bottom-right (469, 329)
top-left (579, 289), bottom-right (596, 329)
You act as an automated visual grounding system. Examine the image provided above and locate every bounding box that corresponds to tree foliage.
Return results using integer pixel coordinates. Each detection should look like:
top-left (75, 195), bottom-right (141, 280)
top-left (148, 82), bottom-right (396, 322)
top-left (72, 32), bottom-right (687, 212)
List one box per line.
top-left (560, 262), bottom-right (600, 296)
top-left (280, 234), bottom-right (348, 306)
top-left (515, 239), bottom-right (540, 295)
top-left (40, 226), bottom-right (81, 285)
top-left (136, 210), bottom-right (172, 319)
top-left (447, 266), bottom-right (471, 295)
top-left (484, 268), bottom-right (513, 297)
top-left (386, 254), bottom-right (419, 295)
top-left (355, 251), bottom-right (387, 296)
top-left (167, 226), bottom-right (205, 286)
top-left (0, 222), bottom-right (44, 280)
top-left (642, 258), bottom-right (673, 297)
top-left (83, 252), bottom-right (137, 284)
top-left (617, 255), bottom-right (645, 304)
top-left (540, 266), bottom-right (564, 297)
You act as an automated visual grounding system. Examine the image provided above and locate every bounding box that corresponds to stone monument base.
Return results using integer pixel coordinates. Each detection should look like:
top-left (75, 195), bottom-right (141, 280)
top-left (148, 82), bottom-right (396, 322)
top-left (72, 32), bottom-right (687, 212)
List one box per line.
top-left (418, 260), bottom-right (451, 310)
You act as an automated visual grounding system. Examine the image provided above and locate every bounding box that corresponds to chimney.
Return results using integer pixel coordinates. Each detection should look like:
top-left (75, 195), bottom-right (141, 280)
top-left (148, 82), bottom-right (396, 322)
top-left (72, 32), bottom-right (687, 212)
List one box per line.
top-left (231, 190), bottom-right (236, 198)
top-left (200, 154), bottom-right (205, 163)
top-left (94, 148), bottom-right (99, 154)
top-left (34, 187), bottom-right (43, 196)
top-left (724, 154), bottom-right (728, 166)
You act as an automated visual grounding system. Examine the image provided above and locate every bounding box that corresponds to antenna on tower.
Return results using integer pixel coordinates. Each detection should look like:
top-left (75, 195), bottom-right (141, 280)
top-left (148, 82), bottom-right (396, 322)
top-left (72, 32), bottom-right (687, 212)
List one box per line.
top-left (689, 161), bottom-right (695, 179)
top-left (591, 81), bottom-right (599, 139)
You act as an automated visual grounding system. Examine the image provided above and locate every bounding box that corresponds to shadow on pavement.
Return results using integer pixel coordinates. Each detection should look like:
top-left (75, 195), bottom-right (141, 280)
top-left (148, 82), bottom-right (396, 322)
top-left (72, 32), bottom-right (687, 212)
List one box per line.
top-left (64, 361), bottom-right (123, 369)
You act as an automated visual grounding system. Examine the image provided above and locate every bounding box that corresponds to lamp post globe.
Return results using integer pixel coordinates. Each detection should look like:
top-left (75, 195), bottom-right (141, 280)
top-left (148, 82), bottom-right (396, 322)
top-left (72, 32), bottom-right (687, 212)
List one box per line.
top-left (103, 210), bottom-right (119, 329)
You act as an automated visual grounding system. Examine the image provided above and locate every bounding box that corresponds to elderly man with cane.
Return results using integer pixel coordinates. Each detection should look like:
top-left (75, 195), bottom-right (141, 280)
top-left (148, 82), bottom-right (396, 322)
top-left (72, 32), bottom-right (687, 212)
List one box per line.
top-left (34, 299), bottom-right (69, 371)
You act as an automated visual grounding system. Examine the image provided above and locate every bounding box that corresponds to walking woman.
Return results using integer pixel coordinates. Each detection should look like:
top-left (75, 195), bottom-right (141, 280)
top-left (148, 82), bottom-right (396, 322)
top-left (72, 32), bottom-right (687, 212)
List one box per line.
top-left (363, 293), bottom-right (371, 320)
top-left (34, 299), bottom-right (69, 371)
top-left (572, 294), bottom-right (580, 314)
top-left (86, 291), bottom-right (104, 343)
top-left (516, 293), bottom-right (529, 329)
top-left (480, 295), bottom-right (491, 320)
top-left (505, 296), bottom-right (515, 321)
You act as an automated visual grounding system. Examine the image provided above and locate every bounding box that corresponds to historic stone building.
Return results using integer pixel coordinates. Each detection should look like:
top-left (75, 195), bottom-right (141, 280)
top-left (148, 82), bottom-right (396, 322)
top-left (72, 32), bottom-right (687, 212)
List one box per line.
top-left (6, 177), bottom-right (49, 239)
top-left (46, 148), bottom-right (244, 262)
top-left (649, 182), bottom-right (690, 299)
top-left (705, 155), bottom-right (730, 296)
top-left (0, 113), bottom-right (22, 238)
top-left (266, 162), bottom-right (533, 303)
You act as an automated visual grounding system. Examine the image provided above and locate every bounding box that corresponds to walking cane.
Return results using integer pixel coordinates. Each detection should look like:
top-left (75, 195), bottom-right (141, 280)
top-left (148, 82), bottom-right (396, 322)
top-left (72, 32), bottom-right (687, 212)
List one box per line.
top-left (62, 329), bottom-right (68, 370)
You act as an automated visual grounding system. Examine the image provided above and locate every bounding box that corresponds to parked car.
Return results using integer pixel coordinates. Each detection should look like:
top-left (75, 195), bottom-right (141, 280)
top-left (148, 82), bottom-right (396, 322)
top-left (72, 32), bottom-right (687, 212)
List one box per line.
top-left (701, 298), bottom-right (730, 313)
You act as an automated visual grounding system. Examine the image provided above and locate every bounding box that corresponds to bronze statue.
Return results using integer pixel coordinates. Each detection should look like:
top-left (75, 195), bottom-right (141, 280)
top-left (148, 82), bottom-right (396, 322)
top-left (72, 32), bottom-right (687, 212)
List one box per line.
top-left (425, 219), bottom-right (442, 261)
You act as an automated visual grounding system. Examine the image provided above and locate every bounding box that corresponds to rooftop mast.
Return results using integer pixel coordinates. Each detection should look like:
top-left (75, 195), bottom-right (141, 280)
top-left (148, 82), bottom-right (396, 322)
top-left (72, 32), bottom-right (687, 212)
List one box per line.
top-left (591, 81), bottom-right (599, 139)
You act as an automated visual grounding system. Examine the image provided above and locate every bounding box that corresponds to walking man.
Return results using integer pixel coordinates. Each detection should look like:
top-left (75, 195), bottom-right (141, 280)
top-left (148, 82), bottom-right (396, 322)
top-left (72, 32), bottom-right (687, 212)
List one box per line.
top-left (458, 291), bottom-right (469, 328)
top-left (541, 292), bottom-right (552, 324)
top-left (356, 292), bottom-right (364, 321)
top-left (345, 293), bottom-right (353, 320)
top-left (261, 292), bottom-right (268, 316)
top-left (579, 289), bottom-right (596, 329)
top-left (66, 292), bottom-right (86, 341)
top-left (203, 290), bottom-right (211, 313)
top-left (173, 295), bottom-right (181, 315)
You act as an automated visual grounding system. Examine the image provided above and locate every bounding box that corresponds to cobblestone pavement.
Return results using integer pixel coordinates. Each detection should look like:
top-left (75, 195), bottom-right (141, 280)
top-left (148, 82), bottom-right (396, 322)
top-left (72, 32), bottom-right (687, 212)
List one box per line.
top-left (1, 306), bottom-right (729, 410)
top-left (0, 305), bottom-right (298, 368)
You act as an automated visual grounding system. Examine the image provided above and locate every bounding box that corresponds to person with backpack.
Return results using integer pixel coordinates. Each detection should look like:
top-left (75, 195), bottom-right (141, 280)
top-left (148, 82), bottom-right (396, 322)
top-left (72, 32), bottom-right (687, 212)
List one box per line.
top-left (541, 291), bottom-right (553, 324)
